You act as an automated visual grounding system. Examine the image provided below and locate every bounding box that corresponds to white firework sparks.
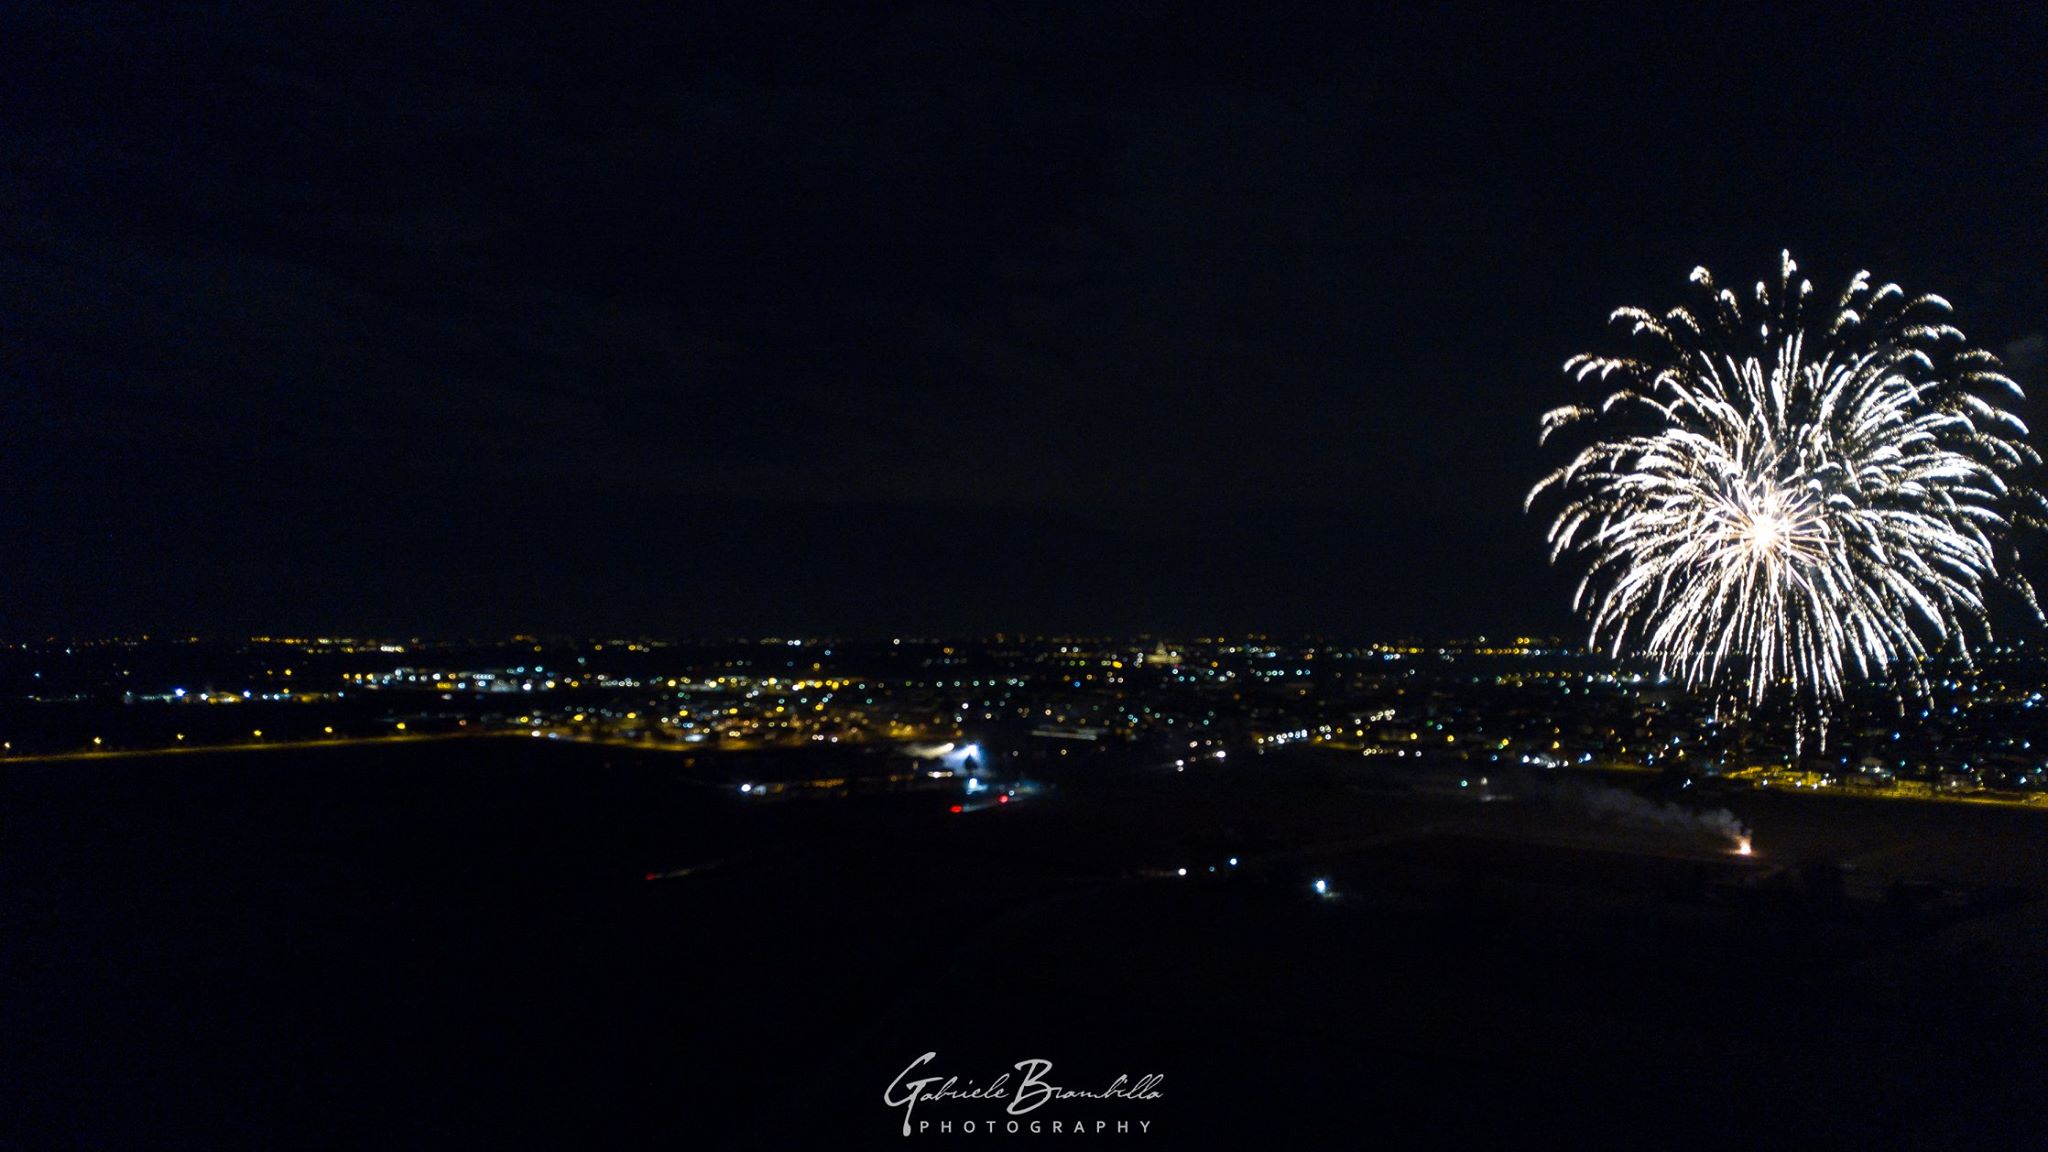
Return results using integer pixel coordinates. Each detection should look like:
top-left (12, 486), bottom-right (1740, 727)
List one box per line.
top-left (1529, 252), bottom-right (2042, 706)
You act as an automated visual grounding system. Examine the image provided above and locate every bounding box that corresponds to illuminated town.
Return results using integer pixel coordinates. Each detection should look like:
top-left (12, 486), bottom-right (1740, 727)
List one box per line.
top-left (10, 634), bottom-right (2048, 804)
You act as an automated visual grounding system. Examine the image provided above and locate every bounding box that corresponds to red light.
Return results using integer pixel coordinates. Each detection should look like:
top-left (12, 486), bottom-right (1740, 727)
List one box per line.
top-left (949, 805), bottom-right (964, 813)
top-left (644, 872), bottom-right (659, 881)
top-left (998, 794), bottom-right (1009, 804)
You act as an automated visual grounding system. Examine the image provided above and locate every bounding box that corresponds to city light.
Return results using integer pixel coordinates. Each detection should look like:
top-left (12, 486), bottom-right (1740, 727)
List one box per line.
top-left (4, 634), bottom-right (2039, 811)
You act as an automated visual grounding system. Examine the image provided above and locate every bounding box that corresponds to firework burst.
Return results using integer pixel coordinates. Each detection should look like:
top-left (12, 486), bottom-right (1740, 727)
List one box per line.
top-left (1529, 252), bottom-right (2041, 707)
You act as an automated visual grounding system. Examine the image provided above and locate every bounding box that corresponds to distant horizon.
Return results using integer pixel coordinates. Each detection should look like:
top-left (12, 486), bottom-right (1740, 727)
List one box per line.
top-left (17, 630), bottom-right (2048, 660)
top-left (3, 629), bottom-right (1591, 646)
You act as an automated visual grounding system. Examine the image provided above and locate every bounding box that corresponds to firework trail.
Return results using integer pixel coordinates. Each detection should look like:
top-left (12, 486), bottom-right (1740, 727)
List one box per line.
top-left (1529, 252), bottom-right (2041, 707)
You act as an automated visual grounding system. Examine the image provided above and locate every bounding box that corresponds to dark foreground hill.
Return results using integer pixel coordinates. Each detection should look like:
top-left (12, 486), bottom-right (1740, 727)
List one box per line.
top-left (4, 739), bottom-right (2045, 1149)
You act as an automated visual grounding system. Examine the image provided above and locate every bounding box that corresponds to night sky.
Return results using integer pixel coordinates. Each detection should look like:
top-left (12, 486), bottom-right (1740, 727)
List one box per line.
top-left (5, 3), bottom-right (2044, 639)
